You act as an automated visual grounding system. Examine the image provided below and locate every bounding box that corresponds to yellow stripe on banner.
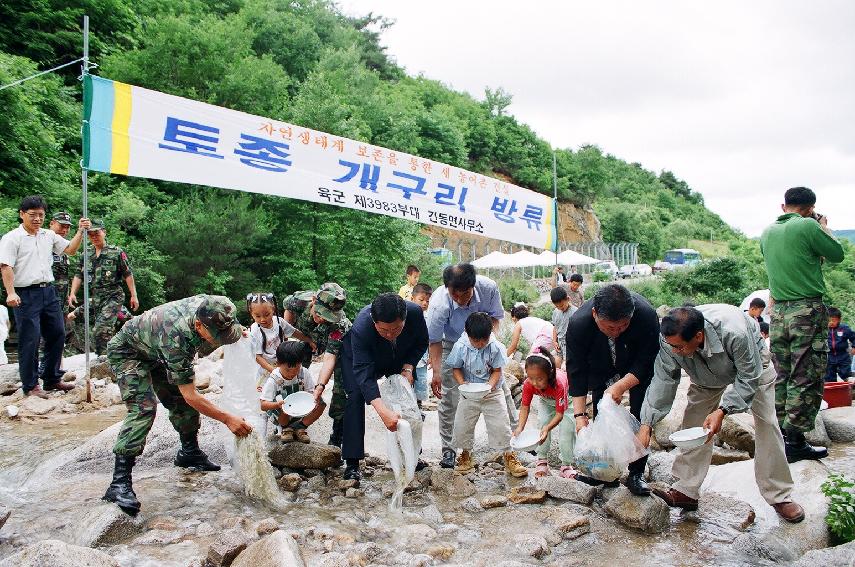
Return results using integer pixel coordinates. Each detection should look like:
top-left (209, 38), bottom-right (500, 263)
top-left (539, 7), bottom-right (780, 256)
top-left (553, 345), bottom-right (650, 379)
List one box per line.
top-left (110, 82), bottom-right (133, 175)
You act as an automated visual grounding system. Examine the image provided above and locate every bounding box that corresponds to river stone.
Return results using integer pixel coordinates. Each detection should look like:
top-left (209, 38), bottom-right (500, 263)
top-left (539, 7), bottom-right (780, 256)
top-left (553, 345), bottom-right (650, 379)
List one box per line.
top-left (19, 395), bottom-right (61, 416)
top-left (278, 473), bottom-right (302, 492)
top-left (0, 539), bottom-right (121, 567)
top-left (646, 450), bottom-right (677, 484)
top-left (512, 533), bottom-right (549, 558)
top-left (231, 530), bottom-right (306, 567)
top-left (268, 443), bottom-right (341, 470)
top-left (505, 359), bottom-right (524, 382)
top-left (533, 507), bottom-right (591, 540)
top-left (255, 518), bottom-right (279, 536)
top-left (718, 413), bottom-right (756, 455)
top-left (604, 486), bottom-right (670, 533)
top-left (652, 376), bottom-right (691, 449)
top-left (534, 475), bottom-right (596, 505)
top-left (450, 474), bottom-right (476, 497)
top-left (206, 528), bottom-right (254, 567)
top-left (791, 540), bottom-right (855, 567)
top-left (681, 492), bottom-right (755, 542)
top-left (508, 486), bottom-right (547, 504)
top-left (711, 447), bottom-right (751, 465)
top-left (804, 411), bottom-right (831, 447)
top-left (822, 405), bottom-right (855, 442)
top-left (480, 495), bottom-right (507, 509)
top-left (89, 357), bottom-right (116, 382)
top-left (75, 503), bottom-right (145, 547)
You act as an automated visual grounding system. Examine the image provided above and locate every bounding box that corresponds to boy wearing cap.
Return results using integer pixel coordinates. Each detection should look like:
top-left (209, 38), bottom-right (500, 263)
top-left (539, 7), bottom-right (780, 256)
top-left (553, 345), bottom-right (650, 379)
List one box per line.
top-left (103, 294), bottom-right (253, 516)
top-left (283, 282), bottom-right (352, 447)
top-left (68, 218), bottom-right (139, 354)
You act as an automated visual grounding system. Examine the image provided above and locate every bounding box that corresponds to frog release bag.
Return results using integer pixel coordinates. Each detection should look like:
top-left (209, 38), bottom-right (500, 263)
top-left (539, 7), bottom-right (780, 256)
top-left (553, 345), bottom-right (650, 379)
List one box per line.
top-left (573, 396), bottom-right (649, 482)
top-left (379, 374), bottom-right (422, 511)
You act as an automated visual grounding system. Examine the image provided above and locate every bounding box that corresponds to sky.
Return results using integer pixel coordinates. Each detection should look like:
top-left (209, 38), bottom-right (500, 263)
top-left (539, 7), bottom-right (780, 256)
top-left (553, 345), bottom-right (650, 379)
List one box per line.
top-left (336, 0), bottom-right (855, 237)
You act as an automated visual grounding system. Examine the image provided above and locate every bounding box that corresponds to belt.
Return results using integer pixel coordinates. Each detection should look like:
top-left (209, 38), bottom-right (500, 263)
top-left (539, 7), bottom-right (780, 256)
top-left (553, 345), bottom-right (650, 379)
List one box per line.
top-left (15, 282), bottom-right (52, 291)
top-left (773, 296), bottom-right (823, 305)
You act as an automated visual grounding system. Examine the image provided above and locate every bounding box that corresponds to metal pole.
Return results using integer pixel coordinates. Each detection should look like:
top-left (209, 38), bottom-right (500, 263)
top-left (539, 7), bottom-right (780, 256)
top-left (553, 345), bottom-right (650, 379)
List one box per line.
top-left (81, 15), bottom-right (92, 402)
top-left (552, 151), bottom-right (559, 264)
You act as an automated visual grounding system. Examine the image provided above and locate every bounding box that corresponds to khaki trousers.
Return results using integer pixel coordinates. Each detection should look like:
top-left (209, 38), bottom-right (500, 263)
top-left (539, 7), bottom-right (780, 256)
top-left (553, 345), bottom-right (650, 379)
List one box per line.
top-left (672, 364), bottom-right (793, 504)
top-left (451, 389), bottom-right (512, 451)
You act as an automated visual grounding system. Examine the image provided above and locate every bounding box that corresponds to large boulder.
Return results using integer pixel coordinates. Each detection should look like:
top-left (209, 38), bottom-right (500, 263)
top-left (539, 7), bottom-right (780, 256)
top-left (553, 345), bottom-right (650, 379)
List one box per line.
top-left (18, 394), bottom-right (63, 416)
top-left (268, 443), bottom-right (342, 470)
top-left (646, 450), bottom-right (677, 484)
top-left (0, 539), bottom-right (120, 567)
top-left (231, 530), bottom-right (306, 567)
top-left (711, 447), bottom-right (751, 465)
top-left (0, 364), bottom-right (21, 395)
top-left (604, 486), bottom-right (670, 533)
top-left (206, 528), bottom-right (255, 567)
top-left (822, 406), bottom-right (855, 443)
top-left (718, 413), bottom-right (755, 455)
top-left (652, 375), bottom-right (691, 449)
top-left (791, 540), bottom-right (855, 567)
top-left (681, 492), bottom-right (755, 542)
top-left (534, 475), bottom-right (596, 505)
top-left (74, 504), bottom-right (145, 547)
top-left (804, 411), bottom-right (832, 448)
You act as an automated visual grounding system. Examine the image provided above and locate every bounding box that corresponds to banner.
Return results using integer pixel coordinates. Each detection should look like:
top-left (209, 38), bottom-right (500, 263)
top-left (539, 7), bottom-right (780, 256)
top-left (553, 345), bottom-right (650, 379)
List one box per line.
top-left (83, 76), bottom-right (557, 250)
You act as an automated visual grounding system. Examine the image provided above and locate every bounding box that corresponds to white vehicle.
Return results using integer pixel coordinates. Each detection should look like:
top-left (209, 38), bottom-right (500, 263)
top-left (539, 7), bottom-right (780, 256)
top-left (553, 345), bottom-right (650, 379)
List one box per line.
top-left (594, 261), bottom-right (619, 280)
top-left (652, 260), bottom-right (673, 274)
top-left (618, 264), bottom-right (653, 278)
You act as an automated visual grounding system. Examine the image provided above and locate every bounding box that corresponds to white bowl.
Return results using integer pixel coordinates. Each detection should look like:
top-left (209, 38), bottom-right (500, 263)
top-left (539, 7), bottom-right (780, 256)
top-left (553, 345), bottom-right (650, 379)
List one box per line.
top-left (511, 429), bottom-right (541, 451)
top-left (669, 426), bottom-right (709, 449)
top-left (458, 383), bottom-right (491, 400)
top-left (282, 391), bottom-right (315, 418)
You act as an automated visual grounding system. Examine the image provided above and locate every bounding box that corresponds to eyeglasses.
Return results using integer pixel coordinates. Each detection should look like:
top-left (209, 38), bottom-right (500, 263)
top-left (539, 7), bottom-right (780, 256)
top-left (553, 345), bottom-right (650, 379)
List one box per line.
top-left (24, 212), bottom-right (45, 219)
top-left (246, 292), bottom-right (275, 303)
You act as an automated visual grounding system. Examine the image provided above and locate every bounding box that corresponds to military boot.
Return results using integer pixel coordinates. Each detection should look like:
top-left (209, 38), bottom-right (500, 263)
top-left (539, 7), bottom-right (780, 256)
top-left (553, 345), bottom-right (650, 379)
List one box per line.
top-left (783, 429), bottom-right (827, 463)
top-left (103, 455), bottom-right (141, 516)
top-left (174, 432), bottom-right (221, 471)
top-left (328, 418), bottom-right (343, 447)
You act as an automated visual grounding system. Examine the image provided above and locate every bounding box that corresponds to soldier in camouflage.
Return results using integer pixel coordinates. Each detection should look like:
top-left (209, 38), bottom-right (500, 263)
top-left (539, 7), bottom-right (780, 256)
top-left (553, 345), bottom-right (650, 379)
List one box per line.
top-left (48, 211), bottom-right (73, 305)
top-left (65, 300), bottom-right (133, 354)
top-left (103, 295), bottom-right (252, 516)
top-left (283, 283), bottom-right (351, 447)
top-left (68, 219), bottom-right (139, 354)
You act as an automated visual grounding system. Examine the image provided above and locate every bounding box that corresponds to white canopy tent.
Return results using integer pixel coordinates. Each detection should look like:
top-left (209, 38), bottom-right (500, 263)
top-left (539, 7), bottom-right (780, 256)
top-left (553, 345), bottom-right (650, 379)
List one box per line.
top-left (538, 249), bottom-right (600, 266)
top-left (472, 251), bottom-right (516, 269)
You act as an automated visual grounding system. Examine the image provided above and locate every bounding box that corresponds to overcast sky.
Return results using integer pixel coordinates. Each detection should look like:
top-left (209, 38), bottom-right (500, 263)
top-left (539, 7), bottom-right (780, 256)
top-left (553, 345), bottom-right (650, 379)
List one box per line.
top-left (336, 1), bottom-right (854, 237)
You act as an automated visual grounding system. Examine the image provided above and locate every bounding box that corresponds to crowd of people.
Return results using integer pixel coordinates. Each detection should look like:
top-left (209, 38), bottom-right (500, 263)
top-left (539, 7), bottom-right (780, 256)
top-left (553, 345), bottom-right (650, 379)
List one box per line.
top-left (0, 187), bottom-right (848, 525)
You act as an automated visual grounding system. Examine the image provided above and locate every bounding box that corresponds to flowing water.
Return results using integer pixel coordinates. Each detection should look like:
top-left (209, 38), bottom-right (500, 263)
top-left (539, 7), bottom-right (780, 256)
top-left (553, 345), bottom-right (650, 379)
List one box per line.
top-left (0, 406), bottom-right (849, 566)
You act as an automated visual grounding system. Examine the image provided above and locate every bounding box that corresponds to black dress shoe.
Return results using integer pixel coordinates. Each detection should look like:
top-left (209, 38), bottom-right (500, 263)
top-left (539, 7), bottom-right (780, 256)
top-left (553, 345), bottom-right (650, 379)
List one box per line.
top-left (440, 449), bottom-right (456, 469)
top-left (575, 474), bottom-right (619, 488)
top-left (626, 472), bottom-right (651, 496)
top-left (784, 430), bottom-right (828, 463)
top-left (343, 464), bottom-right (362, 481)
top-left (415, 459), bottom-right (429, 472)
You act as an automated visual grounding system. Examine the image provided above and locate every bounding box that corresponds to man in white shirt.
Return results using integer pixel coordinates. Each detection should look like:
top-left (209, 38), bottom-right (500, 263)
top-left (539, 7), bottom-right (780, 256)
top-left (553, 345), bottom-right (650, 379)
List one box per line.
top-left (0, 195), bottom-right (89, 398)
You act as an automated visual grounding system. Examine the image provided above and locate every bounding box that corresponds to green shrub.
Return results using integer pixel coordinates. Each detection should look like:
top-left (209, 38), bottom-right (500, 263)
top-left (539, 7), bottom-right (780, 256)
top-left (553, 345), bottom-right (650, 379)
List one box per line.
top-left (821, 473), bottom-right (855, 543)
top-left (531, 302), bottom-right (555, 321)
top-left (592, 271), bottom-right (611, 282)
top-left (497, 278), bottom-right (539, 311)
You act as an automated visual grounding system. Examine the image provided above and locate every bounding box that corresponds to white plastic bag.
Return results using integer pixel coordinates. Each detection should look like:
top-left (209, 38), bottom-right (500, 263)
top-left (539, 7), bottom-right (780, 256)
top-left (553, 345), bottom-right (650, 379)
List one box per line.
top-left (220, 338), bottom-right (267, 462)
top-left (379, 374), bottom-right (422, 511)
top-left (573, 396), bottom-right (649, 482)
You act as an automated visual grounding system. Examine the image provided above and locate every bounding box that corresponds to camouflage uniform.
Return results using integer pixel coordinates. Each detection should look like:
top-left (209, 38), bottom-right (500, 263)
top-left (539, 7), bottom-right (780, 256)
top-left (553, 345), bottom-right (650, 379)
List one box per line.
top-left (49, 211), bottom-right (72, 306)
top-left (283, 286), bottom-right (351, 431)
top-left (108, 295), bottom-right (239, 457)
top-left (79, 239), bottom-right (133, 354)
top-left (770, 298), bottom-right (829, 432)
top-left (66, 301), bottom-right (132, 355)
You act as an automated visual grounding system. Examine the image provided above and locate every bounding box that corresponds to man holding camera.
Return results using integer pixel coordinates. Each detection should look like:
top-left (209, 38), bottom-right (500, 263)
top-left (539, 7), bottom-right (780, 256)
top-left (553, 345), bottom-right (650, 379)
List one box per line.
top-left (760, 187), bottom-right (844, 462)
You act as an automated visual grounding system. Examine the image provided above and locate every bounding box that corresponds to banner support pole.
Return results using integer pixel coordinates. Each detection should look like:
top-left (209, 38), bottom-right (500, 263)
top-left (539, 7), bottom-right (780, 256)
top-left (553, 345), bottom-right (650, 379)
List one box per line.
top-left (81, 15), bottom-right (92, 403)
top-left (552, 150), bottom-right (559, 267)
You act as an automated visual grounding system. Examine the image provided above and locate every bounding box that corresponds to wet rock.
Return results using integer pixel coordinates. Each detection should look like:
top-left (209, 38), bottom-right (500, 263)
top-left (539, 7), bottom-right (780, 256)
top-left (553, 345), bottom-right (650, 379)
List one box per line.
top-left (205, 528), bottom-right (254, 567)
top-left (89, 357), bottom-right (116, 382)
top-left (535, 507), bottom-right (591, 540)
top-left (0, 365), bottom-right (22, 395)
top-left (221, 517), bottom-right (253, 531)
top-left (710, 447), bottom-right (751, 465)
top-left (0, 539), bottom-right (120, 567)
top-left (508, 486), bottom-right (547, 504)
top-left (512, 533), bottom-right (549, 558)
top-left (196, 522), bottom-right (216, 536)
top-left (652, 377), bottom-right (690, 449)
top-left (450, 474), bottom-right (477, 497)
top-left (307, 475), bottom-right (326, 490)
top-left (278, 473), bottom-right (302, 492)
top-left (718, 413), bottom-right (755, 455)
top-left (791, 540), bottom-right (855, 567)
top-left (0, 504), bottom-right (9, 530)
top-left (681, 492), bottom-right (755, 542)
top-left (604, 486), bottom-right (670, 533)
top-left (732, 532), bottom-right (798, 562)
top-left (417, 504), bottom-right (444, 525)
top-left (408, 553), bottom-right (434, 567)
top-left (460, 497), bottom-right (483, 512)
top-left (133, 529), bottom-right (186, 545)
top-left (75, 503), bottom-right (145, 547)
top-left (146, 515), bottom-right (178, 531)
top-left (426, 544), bottom-right (456, 561)
top-left (646, 450), bottom-right (677, 484)
top-left (18, 394), bottom-right (61, 416)
top-left (822, 406), bottom-right (855, 442)
top-left (255, 518), bottom-right (279, 536)
top-left (395, 523), bottom-right (437, 544)
top-left (480, 495), bottom-right (508, 509)
top-left (430, 468), bottom-right (454, 491)
top-left (338, 478), bottom-right (359, 490)
top-left (534, 475), bottom-right (596, 505)
top-left (231, 530), bottom-right (306, 567)
top-left (268, 443), bottom-right (342, 470)
top-left (804, 411), bottom-right (831, 447)
top-left (345, 488), bottom-right (363, 498)
top-left (314, 551), bottom-right (349, 567)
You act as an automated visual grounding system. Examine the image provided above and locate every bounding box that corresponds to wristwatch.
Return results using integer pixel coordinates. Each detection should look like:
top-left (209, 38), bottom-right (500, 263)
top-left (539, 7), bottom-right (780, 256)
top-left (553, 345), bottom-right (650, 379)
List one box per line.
top-left (573, 412), bottom-right (588, 419)
top-left (718, 406), bottom-right (729, 415)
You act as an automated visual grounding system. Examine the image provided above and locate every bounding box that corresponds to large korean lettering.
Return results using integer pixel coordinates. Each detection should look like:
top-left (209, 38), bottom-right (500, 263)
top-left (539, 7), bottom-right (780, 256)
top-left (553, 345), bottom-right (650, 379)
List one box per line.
top-left (158, 117), bottom-right (224, 159)
top-left (333, 160), bottom-right (381, 192)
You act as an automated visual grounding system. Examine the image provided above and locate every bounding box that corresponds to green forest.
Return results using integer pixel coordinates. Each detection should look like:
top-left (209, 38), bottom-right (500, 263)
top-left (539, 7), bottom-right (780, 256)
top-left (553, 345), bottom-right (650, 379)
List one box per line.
top-left (1, 0), bottom-right (852, 318)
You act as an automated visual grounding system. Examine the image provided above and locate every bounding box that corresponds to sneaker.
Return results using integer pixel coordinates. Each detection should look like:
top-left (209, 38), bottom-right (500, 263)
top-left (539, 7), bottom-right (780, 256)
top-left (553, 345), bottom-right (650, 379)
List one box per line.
top-left (504, 452), bottom-right (528, 478)
top-left (455, 450), bottom-right (474, 473)
top-left (440, 449), bottom-right (456, 469)
top-left (280, 428), bottom-right (295, 443)
top-left (294, 428), bottom-right (310, 444)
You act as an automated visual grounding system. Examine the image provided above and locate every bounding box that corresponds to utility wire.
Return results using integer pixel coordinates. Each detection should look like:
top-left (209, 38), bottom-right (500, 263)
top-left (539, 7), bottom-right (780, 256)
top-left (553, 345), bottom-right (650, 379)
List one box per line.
top-left (0, 58), bottom-right (84, 91)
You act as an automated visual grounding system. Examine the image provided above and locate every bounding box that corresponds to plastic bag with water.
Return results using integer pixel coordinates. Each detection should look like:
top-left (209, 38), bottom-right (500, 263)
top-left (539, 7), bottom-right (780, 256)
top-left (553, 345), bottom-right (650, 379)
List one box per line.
top-left (573, 396), bottom-right (649, 482)
top-left (379, 374), bottom-right (422, 511)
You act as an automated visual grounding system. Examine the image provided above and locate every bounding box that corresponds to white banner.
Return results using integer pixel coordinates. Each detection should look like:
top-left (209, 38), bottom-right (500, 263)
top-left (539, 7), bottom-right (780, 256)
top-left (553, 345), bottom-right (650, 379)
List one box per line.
top-left (85, 76), bottom-right (557, 249)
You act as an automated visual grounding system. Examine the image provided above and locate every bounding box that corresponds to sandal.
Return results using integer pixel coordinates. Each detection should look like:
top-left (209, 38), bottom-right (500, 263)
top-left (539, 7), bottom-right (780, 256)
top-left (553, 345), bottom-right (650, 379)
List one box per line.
top-left (534, 459), bottom-right (550, 478)
top-left (558, 465), bottom-right (578, 479)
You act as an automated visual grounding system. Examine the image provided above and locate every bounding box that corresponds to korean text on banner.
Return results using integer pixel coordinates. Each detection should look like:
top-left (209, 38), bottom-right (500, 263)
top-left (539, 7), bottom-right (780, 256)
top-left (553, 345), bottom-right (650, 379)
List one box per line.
top-left (83, 75), bottom-right (557, 250)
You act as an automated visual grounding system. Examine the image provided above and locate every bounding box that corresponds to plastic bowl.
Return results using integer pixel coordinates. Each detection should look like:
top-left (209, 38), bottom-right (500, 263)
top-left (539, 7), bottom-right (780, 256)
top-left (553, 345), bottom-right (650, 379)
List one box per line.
top-left (458, 383), bottom-right (491, 400)
top-left (669, 426), bottom-right (709, 449)
top-left (511, 429), bottom-right (541, 451)
top-left (282, 391), bottom-right (315, 418)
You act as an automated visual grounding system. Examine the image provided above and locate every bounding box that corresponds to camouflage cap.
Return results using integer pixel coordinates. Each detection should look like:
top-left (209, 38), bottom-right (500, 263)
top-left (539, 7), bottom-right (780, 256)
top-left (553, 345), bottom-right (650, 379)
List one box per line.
top-left (51, 211), bottom-right (72, 225)
top-left (313, 282), bottom-right (347, 323)
top-left (87, 218), bottom-right (106, 232)
top-left (196, 295), bottom-right (243, 346)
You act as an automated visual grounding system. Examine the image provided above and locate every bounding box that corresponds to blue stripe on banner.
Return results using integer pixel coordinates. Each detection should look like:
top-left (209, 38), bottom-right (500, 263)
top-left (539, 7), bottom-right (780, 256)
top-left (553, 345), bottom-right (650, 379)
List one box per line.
top-left (87, 76), bottom-right (115, 173)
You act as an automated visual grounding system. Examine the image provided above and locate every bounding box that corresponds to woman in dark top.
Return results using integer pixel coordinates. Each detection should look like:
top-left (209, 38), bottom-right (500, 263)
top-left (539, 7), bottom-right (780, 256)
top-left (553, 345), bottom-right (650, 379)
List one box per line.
top-left (340, 293), bottom-right (429, 481)
top-left (565, 284), bottom-right (660, 495)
